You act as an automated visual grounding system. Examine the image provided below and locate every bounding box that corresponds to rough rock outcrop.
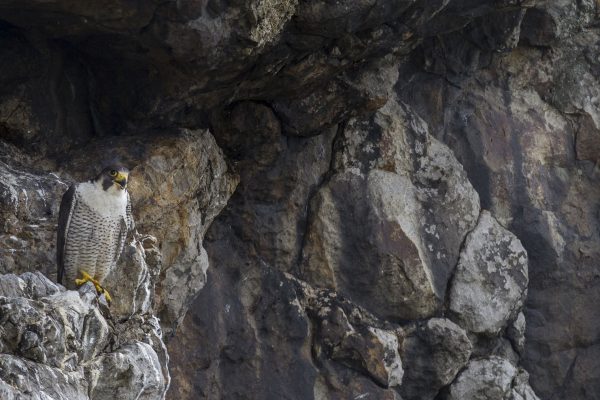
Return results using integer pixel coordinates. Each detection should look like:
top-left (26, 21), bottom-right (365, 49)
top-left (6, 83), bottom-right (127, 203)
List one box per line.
top-left (449, 211), bottom-right (529, 335)
top-left (1, 0), bottom-right (599, 399)
top-left (399, 318), bottom-right (472, 400)
top-left (0, 260), bottom-right (166, 400)
top-left (444, 357), bottom-right (539, 400)
top-left (0, 158), bottom-right (69, 277)
top-left (304, 284), bottom-right (404, 389)
top-left (397, 2), bottom-right (600, 396)
top-left (166, 92), bottom-right (538, 399)
top-left (0, 128), bottom-right (235, 398)
top-left (1, 129), bottom-right (237, 337)
top-left (301, 99), bottom-right (480, 320)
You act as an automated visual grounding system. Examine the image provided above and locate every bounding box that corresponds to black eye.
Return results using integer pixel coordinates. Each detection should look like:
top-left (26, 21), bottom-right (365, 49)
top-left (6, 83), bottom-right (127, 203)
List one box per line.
top-left (110, 170), bottom-right (118, 177)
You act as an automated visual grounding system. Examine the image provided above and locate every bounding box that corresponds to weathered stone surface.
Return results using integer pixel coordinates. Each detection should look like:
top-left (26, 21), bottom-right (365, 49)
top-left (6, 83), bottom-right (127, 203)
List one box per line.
top-left (102, 236), bottom-right (160, 320)
top-left (555, 343), bottom-right (600, 400)
top-left (301, 169), bottom-right (441, 319)
top-left (312, 372), bottom-right (402, 400)
top-left (399, 318), bottom-right (472, 400)
top-left (88, 341), bottom-right (165, 400)
top-left (449, 211), bottom-right (528, 335)
top-left (398, 11), bottom-right (600, 393)
top-left (136, 133), bottom-right (236, 337)
top-left (510, 370), bottom-right (541, 400)
top-left (167, 128), bottom-right (335, 399)
top-left (507, 312), bottom-right (526, 355)
top-left (301, 98), bottom-right (480, 320)
top-left (0, 128), bottom-right (237, 339)
top-left (0, 159), bottom-right (68, 278)
top-left (469, 336), bottom-right (521, 369)
top-left (407, 0), bottom-right (600, 388)
top-left (0, 354), bottom-right (88, 400)
top-left (520, 0), bottom-right (595, 45)
top-left (272, 56), bottom-right (399, 136)
top-left (0, 288), bottom-right (106, 368)
top-left (445, 357), bottom-right (539, 400)
top-left (307, 288), bottom-right (403, 388)
top-left (446, 356), bottom-right (517, 400)
top-left (0, 271), bottom-right (63, 299)
top-left (0, 271), bottom-right (167, 400)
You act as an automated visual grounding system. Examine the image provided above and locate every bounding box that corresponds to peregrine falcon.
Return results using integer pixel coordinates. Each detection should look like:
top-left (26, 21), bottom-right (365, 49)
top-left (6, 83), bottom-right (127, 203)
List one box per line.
top-left (57, 166), bottom-right (135, 302)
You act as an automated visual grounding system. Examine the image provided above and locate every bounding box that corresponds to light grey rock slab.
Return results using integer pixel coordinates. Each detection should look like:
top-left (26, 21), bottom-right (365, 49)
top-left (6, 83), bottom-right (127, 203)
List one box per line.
top-left (449, 211), bottom-right (528, 335)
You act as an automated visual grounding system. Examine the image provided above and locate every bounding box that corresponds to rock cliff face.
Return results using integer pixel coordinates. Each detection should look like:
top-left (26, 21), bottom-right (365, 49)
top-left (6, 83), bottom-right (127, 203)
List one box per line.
top-left (0, 1), bottom-right (598, 399)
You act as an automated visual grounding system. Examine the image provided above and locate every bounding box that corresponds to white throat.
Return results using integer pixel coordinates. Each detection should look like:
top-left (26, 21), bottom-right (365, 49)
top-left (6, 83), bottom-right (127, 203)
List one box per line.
top-left (78, 180), bottom-right (128, 217)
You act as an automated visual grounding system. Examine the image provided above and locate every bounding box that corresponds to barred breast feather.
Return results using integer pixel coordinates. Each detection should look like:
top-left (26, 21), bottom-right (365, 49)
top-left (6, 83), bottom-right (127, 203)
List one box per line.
top-left (57, 181), bottom-right (132, 288)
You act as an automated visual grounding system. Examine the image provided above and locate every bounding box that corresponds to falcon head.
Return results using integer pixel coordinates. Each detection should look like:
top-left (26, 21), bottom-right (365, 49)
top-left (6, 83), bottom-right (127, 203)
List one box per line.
top-left (96, 165), bottom-right (130, 191)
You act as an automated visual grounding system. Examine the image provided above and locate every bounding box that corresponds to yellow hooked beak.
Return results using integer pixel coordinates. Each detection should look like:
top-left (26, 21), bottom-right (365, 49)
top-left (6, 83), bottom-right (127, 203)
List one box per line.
top-left (114, 171), bottom-right (128, 189)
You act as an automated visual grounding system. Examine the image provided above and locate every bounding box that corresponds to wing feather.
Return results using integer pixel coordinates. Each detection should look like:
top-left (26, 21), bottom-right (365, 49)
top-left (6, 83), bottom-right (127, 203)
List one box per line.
top-left (126, 191), bottom-right (135, 232)
top-left (56, 184), bottom-right (77, 285)
top-left (113, 217), bottom-right (128, 268)
top-left (112, 191), bottom-right (134, 268)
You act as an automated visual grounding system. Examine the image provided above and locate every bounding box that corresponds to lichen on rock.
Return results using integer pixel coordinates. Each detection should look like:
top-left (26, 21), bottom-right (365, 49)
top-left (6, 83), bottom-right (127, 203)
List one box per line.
top-left (448, 211), bottom-right (529, 335)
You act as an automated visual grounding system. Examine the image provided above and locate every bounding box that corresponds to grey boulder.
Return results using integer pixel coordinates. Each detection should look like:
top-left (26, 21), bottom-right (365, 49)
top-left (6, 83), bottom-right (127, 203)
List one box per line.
top-left (449, 211), bottom-right (529, 335)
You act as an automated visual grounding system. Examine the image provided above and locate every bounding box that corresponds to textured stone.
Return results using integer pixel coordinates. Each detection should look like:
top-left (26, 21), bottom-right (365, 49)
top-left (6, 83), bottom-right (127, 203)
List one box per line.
top-left (445, 357), bottom-right (539, 400)
top-left (449, 211), bottom-right (529, 335)
top-left (555, 343), bottom-right (600, 399)
top-left (167, 127), bottom-right (335, 400)
top-left (0, 160), bottom-right (68, 277)
top-left (0, 271), bottom-right (63, 299)
top-left (272, 56), bottom-right (399, 136)
top-left (0, 271), bottom-right (167, 400)
top-left (301, 98), bottom-right (480, 320)
top-left (446, 357), bottom-right (516, 400)
top-left (520, 0), bottom-right (595, 45)
top-left (88, 342), bottom-right (165, 400)
top-left (308, 292), bottom-right (403, 388)
top-left (510, 370), bottom-right (541, 400)
top-left (0, 354), bottom-right (88, 400)
top-left (0, 284), bottom-right (106, 369)
top-left (301, 170), bottom-right (440, 319)
top-left (102, 236), bottom-right (160, 320)
top-left (399, 318), bottom-right (472, 400)
top-left (507, 312), bottom-right (526, 355)
top-left (398, 16), bottom-right (600, 395)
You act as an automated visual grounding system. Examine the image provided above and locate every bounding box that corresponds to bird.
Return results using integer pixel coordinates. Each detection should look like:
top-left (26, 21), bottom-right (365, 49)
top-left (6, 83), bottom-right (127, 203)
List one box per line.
top-left (56, 165), bottom-right (135, 302)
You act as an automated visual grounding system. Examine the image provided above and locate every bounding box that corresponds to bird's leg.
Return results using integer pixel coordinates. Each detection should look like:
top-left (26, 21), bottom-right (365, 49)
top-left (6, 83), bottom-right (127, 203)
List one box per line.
top-left (75, 271), bottom-right (112, 303)
top-left (74, 270), bottom-right (96, 286)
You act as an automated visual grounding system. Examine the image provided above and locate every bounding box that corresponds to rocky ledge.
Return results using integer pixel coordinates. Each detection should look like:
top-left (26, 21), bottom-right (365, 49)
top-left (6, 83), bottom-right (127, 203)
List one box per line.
top-left (0, 129), bottom-right (236, 399)
top-left (0, 242), bottom-right (166, 400)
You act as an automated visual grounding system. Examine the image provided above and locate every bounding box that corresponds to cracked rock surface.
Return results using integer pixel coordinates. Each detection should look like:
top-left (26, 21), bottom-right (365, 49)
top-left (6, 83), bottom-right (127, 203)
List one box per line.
top-left (0, 0), bottom-right (599, 399)
top-left (449, 211), bottom-right (529, 335)
top-left (0, 267), bottom-right (165, 400)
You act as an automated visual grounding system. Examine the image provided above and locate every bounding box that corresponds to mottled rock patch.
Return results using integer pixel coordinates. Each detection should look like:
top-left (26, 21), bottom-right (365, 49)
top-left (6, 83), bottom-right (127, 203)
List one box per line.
top-left (449, 211), bottom-right (529, 335)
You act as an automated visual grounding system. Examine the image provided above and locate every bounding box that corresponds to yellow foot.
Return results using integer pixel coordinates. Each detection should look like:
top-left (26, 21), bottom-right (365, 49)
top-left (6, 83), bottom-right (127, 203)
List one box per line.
top-left (74, 270), bottom-right (95, 286)
top-left (74, 271), bottom-right (112, 303)
top-left (99, 287), bottom-right (112, 303)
